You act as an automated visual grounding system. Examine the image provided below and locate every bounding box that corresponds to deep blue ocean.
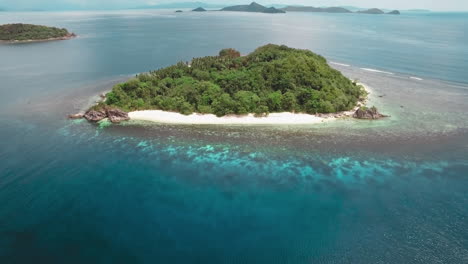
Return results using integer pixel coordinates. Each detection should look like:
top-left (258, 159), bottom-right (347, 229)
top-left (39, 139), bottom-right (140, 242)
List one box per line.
top-left (1, 10), bottom-right (468, 263)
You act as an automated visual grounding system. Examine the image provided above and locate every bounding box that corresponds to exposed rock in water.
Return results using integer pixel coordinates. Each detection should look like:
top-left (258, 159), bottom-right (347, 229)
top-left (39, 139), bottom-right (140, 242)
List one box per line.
top-left (68, 113), bottom-right (84, 119)
top-left (84, 110), bottom-right (107, 122)
top-left (82, 108), bottom-right (129, 123)
top-left (106, 108), bottom-right (130, 123)
top-left (353, 106), bottom-right (388, 119)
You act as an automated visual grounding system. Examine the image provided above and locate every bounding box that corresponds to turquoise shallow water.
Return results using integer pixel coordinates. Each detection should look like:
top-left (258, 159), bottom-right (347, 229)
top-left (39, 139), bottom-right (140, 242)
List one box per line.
top-left (1, 10), bottom-right (468, 263)
top-left (1, 119), bottom-right (467, 263)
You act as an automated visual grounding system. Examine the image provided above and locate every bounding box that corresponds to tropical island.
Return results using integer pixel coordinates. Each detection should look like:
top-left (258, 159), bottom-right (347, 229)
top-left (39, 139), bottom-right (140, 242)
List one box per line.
top-left (0, 23), bottom-right (76, 43)
top-left (76, 45), bottom-right (386, 124)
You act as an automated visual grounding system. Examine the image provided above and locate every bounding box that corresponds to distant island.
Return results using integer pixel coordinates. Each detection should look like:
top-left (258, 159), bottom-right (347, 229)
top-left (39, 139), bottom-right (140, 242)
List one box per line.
top-left (357, 8), bottom-right (385, 14)
top-left (0, 23), bottom-right (75, 43)
top-left (192, 7), bottom-right (207, 12)
top-left (280, 5), bottom-right (400, 15)
top-left (357, 8), bottom-right (401, 15)
top-left (175, 10), bottom-right (183, 13)
top-left (221, 2), bottom-right (285, 14)
top-left (280, 6), bottom-right (351, 13)
top-left (387, 10), bottom-right (401, 15)
top-left (76, 45), bottom-right (387, 124)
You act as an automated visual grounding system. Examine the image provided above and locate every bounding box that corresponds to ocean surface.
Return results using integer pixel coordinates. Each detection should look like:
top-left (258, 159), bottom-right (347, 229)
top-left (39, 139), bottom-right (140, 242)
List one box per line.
top-left (1, 10), bottom-right (468, 263)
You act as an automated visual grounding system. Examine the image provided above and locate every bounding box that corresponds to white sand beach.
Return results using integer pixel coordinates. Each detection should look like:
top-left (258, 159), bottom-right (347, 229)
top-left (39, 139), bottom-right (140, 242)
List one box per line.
top-left (128, 83), bottom-right (370, 125)
top-left (129, 111), bottom-right (332, 125)
top-left (125, 82), bottom-right (371, 125)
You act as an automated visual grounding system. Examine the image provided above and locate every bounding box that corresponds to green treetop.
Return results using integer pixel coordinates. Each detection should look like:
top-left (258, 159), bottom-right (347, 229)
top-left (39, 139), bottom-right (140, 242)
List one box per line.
top-left (104, 44), bottom-right (366, 116)
top-left (0, 23), bottom-right (73, 41)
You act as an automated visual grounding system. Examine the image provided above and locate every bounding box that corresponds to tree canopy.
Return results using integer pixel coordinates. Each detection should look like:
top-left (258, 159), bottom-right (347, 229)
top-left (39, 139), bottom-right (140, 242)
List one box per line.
top-left (0, 23), bottom-right (72, 41)
top-left (104, 44), bottom-right (366, 116)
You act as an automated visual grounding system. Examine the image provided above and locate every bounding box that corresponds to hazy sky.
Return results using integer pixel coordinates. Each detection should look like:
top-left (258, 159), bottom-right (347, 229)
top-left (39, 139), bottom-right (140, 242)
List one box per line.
top-left (1, 0), bottom-right (467, 11)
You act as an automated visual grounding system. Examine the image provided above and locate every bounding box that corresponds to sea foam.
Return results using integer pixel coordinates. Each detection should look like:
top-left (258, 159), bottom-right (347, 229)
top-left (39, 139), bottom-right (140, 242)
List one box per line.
top-left (360, 68), bottom-right (394, 75)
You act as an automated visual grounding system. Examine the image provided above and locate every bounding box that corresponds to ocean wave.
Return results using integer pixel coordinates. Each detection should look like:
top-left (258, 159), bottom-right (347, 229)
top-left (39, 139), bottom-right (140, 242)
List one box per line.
top-left (330, 62), bottom-right (350, 67)
top-left (410, 76), bottom-right (423, 81)
top-left (360, 68), bottom-right (394, 75)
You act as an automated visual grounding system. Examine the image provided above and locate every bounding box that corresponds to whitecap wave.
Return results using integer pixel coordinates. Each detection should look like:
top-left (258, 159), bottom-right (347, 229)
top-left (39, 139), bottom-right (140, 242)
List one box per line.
top-left (330, 62), bottom-right (350, 67)
top-left (410, 76), bottom-right (423, 81)
top-left (360, 68), bottom-right (394, 75)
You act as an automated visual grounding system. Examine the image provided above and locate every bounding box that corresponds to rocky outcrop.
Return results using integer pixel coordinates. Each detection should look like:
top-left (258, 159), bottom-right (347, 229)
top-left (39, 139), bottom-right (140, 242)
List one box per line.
top-left (69, 91), bottom-right (129, 123)
top-left (68, 113), bottom-right (84, 119)
top-left (84, 110), bottom-right (107, 122)
top-left (80, 107), bottom-right (129, 123)
top-left (353, 106), bottom-right (387, 119)
top-left (106, 108), bottom-right (130, 123)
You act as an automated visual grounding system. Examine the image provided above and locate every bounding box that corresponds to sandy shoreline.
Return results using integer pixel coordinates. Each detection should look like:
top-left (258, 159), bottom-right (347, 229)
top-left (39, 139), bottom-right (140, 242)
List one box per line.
top-left (129, 111), bottom-right (331, 125)
top-left (127, 83), bottom-right (370, 125)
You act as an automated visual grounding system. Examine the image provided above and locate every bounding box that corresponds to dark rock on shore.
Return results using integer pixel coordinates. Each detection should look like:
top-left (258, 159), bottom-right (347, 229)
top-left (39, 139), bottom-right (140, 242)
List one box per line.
top-left (106, 108), bottom-right (130, 123)
top-left (81, 107), bottom-right (129, 123)
top-left (68, 113), bottom-right (84, 119)
top-left (84, 110), bottom-right (107, 122)
top-left (353, 106), bottom-right (388, 119)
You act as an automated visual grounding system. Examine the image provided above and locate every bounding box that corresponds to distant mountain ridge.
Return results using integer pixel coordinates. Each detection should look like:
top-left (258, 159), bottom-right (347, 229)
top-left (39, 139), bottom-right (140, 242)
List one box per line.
top-left (358, 8), bottom-right (401, 15)
top-left (221, 2), bottom-right (285, 13)
top-left (280, 5), bottom-right (400, 15)
top-left (357, 8), bottom-right (385, 14)
top-left (281, 6), bottom-right (351, 13)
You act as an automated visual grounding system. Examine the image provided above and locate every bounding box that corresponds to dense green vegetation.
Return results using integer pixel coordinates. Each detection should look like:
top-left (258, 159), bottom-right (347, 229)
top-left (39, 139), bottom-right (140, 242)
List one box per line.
top-left (0, 23), bottom-right (72, 41)
top-left (104, 44), bottom-right (366, 116)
